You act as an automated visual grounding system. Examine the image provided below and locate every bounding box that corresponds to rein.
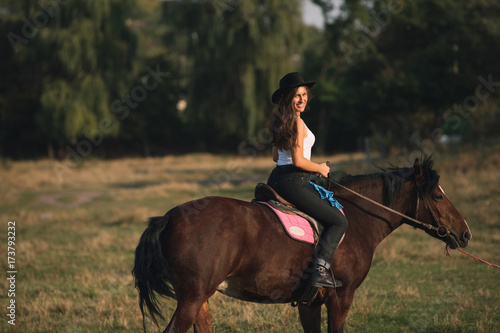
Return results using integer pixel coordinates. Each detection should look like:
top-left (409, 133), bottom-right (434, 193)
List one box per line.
top-left (321, 175), bottom-right (450, 237)
top-left (323, 173), bottom-right (500, 269)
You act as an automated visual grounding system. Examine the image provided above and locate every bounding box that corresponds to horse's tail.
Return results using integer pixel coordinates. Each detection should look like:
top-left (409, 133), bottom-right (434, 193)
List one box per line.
top-left (132, 214), bottom-right (176, 331)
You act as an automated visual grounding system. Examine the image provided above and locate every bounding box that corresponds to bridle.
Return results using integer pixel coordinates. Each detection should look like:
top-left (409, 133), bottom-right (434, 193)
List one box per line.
top-left (322, 175), bottom-right (451, 238)
top-left (320, 167), bottom-right (500, 270)
top-left (421, 195), bottom-right (452, 237)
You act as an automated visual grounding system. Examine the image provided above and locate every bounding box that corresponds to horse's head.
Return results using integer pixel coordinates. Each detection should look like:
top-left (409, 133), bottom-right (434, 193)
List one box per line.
top-left (413, 158), bottom-right (471, 249)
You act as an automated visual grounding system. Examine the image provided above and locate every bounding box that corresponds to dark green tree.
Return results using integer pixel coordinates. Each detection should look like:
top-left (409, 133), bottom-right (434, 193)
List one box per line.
top-left (161, 0), bottom-right (305, 149)
top-left (305, 0), bottom-right (500, 153)
top-left (1, 0), bottom-right (137, 158)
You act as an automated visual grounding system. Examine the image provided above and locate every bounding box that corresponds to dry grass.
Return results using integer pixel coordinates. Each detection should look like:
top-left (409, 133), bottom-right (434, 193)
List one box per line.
top-left (0, 146), bottom-right (499, 332)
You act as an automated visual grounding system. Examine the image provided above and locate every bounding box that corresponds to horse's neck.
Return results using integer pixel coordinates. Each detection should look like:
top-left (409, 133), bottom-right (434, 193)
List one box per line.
top-left (344, 178), bottom-right (416, 249)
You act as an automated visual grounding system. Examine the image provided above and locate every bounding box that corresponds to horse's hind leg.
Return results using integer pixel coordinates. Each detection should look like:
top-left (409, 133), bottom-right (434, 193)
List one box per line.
top-left (193, 301), bottom-right (212, 333)
top-left (164, 298), bottom-right (212, 333)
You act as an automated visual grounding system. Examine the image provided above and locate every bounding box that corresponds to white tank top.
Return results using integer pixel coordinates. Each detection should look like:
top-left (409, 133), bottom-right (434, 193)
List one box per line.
top-left (277, 122), bottom-right (315, 166)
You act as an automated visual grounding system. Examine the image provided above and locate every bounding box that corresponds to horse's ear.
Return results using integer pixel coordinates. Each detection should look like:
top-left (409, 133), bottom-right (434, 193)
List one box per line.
top-left (414, 158), bottom-right (424, 180)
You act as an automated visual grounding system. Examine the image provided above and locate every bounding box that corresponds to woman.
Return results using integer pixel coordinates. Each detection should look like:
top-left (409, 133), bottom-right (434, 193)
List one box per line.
top-left (267, 72), bottom-right (348, 288)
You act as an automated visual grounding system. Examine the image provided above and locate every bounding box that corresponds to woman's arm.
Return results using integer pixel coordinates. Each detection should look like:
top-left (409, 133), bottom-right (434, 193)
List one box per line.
top-left (272, 145), bottom-right (279, 162)
top-left (292, 118), bottom-right (330, 177)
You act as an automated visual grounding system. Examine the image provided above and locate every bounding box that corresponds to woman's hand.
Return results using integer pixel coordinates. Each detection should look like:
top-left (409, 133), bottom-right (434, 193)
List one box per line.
top-left (318, 162), bottom-right (330, 178)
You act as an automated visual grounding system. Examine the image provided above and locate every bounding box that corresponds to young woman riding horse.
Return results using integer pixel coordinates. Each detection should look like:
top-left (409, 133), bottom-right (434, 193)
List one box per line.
top-left (268, 72), bottom-right (348, 289)
top-left (133, 160), bottom-right (471, 333)
top-left (132, 75), bottom-right (472, 332)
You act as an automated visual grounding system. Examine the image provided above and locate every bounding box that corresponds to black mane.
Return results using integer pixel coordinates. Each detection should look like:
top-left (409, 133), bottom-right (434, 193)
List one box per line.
top-left (336, 157), bottom-right (439, 207)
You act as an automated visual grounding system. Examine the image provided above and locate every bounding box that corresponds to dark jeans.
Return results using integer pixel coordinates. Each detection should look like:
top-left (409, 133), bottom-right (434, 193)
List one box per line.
top-left (267, 165), bottom-right (348, 262)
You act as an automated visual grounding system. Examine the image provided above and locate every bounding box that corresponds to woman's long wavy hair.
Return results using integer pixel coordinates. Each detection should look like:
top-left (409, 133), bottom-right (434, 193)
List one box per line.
top-left (269, 86), bottom-right (312, 151)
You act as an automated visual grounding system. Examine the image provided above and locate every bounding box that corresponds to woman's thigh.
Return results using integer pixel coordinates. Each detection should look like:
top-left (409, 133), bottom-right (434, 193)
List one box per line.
top-left (272, 174), bottom-right (345, 228)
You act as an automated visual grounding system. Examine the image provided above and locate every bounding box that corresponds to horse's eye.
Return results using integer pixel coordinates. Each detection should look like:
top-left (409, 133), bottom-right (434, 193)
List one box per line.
top-left (433, 194), bottom-right (443, 201)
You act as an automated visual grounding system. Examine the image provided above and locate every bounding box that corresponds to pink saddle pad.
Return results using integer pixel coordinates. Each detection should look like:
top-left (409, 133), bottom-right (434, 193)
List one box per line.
top-left (258, 201), bottom-right (316, 244)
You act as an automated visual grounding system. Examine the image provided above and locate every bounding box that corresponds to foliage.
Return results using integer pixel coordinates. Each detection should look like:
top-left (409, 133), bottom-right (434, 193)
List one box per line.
top-left (161, 0), bottom-right (304, 147)
top-left (0, 0), bottom-right (500, 158)
top-left (306, 0), bottom-right (500, 153)
top-left (1, 0), bottom-right (137, 157)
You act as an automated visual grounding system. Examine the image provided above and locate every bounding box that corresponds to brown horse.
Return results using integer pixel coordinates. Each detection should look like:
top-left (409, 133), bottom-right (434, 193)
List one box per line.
top-left (132, 158), bottom-right (471, 333)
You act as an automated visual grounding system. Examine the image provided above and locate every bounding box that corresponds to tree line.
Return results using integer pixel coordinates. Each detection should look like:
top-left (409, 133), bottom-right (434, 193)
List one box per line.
top-left (1, 0), bottom-right (499, 160)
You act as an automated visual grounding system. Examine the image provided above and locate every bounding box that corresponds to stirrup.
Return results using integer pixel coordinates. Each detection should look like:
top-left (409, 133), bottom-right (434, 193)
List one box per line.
top-left (310, 259), bottom-right (343, 288)
top-left (310, 272), bottom-right (343, 288)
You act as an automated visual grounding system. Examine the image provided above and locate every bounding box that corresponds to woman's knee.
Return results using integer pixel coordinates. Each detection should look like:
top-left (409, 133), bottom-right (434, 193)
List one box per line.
top-left (339, 213), bottom-right (349, 228)
top-left (329, 210), bottom-right (348, 230)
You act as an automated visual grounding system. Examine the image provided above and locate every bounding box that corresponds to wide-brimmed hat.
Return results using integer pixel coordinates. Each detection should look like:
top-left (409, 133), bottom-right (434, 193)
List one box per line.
top-left (271, 72), bottom-right (316, 104)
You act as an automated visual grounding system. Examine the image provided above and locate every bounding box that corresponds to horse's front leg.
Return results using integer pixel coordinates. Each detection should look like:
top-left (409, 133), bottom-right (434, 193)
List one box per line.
top-left (325, 292), bottom-right (355, 333)
top-left (298, 302), bottom-right (322, 333)
top-left (193, 300), bottom-right (212, 333)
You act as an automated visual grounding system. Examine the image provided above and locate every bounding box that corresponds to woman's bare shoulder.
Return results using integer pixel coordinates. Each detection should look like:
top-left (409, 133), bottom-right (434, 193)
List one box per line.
top-left (295, 117), bottom-right (306, 132)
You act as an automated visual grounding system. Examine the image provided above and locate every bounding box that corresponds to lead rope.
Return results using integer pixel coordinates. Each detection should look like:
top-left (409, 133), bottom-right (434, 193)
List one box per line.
top-left (445, 245), bottom-right (500, 269)
top-left (457, 249), bottom-right (500, 268)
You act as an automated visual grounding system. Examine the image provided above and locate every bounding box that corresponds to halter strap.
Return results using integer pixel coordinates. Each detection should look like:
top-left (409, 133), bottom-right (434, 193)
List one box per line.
top-left (423, 196), bottom-right (451, 237)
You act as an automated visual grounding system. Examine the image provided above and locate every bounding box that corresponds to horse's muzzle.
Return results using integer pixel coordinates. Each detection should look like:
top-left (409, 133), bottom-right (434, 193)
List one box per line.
top-left (461, 230), bottom-right (472, 247)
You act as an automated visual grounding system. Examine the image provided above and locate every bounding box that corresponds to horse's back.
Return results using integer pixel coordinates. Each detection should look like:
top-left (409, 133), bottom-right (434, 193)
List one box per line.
top-left (162, 196), bottom-right (316, 302)
top-left (162, 196), bottom-right (273, 272)
top-left (167, 196), bottom-right (267, 236)
top-left (166, 196), bottom-right (311, 249)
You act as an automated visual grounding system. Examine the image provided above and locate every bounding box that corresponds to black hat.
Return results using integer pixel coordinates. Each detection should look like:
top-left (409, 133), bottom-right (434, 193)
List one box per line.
top-left (271, 72), bottom-right (316, 104)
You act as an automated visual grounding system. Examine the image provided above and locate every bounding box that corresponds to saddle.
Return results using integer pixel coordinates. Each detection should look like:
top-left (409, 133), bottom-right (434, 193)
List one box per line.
top-left (253, 183), bottom-right (322, 241)
top-left (253, 183), bottom-right (324, 303)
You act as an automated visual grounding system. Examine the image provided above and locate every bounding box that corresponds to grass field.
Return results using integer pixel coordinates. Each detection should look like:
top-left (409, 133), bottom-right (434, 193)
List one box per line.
top-left (0, 145), bottom-right (499, 332)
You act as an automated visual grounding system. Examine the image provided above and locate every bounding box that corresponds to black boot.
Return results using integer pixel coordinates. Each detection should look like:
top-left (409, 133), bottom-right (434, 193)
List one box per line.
top-left (309, 258), bottom-right (342, 288)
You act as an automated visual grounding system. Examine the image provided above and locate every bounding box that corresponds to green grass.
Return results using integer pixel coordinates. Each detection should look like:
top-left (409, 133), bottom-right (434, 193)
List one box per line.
top-left (0, 149), bottom-right (499, 332)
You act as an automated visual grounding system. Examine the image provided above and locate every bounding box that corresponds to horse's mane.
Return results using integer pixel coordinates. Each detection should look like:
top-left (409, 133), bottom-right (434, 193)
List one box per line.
top-left (336, 157), bottom-right (439, 207)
